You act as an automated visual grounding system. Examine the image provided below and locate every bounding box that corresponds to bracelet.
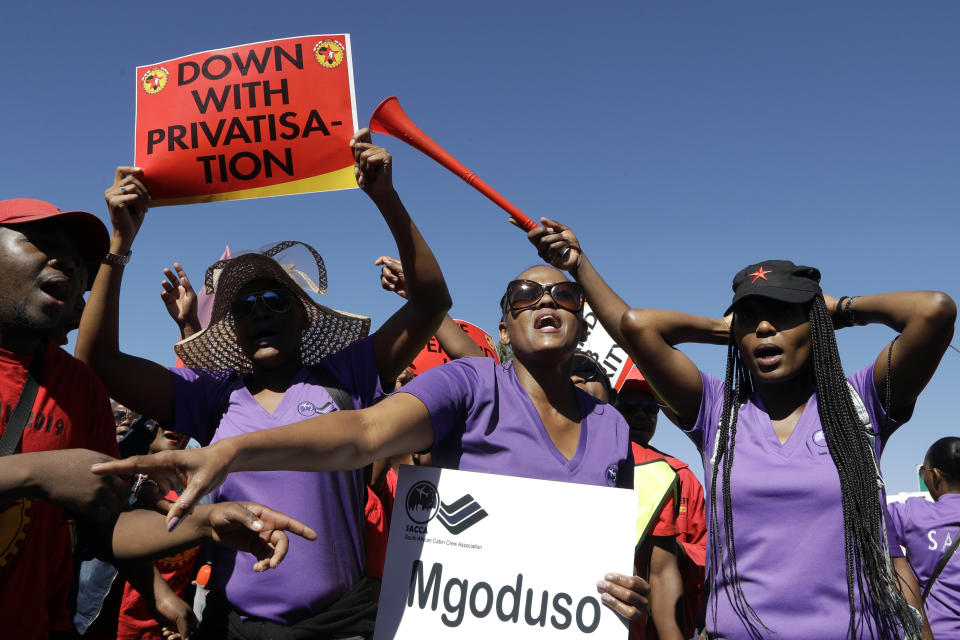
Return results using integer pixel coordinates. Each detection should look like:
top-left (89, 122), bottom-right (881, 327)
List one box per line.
top-left (102, 250), bottom-right (132, 266)
top-left (843, 296), bottom-right (862, 327)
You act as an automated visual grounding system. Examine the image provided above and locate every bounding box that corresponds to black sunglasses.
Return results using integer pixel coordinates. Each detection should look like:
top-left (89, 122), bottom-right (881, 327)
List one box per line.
top-left (503, 280), bottom-right (584, 314)
top-left (231, 288), bottom-right (293, 318)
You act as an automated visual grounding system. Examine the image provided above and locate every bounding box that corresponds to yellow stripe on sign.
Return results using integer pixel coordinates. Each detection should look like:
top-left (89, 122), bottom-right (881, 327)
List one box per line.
top-left (633, 459), bottom-right (678, 548)
top-left (151, 165), bottom-right (358, 206)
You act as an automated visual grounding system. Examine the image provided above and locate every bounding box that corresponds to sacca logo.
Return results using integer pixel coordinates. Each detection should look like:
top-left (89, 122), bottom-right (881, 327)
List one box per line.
top-left (405, 480), bottom-right (488, 535)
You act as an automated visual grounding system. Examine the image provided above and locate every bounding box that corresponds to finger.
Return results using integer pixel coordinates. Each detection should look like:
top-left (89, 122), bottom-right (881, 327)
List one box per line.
top-left (351, 128), bottom-right (371, 146)
top-left (540, 216), bottom-right (567, 231)
top-left (242, 504), bottom-right (318, 540)
top-left (91, 458), bottom-right (141, 475)
top-left (167, 483), bottom-right (204, 530)
top-left (264, 531), bottom-right (289, 569)
top-left (597, 574), bottom-right (649, 607)
top-left (114, 166), bottom-right (142, 185)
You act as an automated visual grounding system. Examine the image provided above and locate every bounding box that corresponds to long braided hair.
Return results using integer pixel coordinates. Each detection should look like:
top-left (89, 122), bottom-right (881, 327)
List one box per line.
top-left (707, 294), bottom-right (919, 639)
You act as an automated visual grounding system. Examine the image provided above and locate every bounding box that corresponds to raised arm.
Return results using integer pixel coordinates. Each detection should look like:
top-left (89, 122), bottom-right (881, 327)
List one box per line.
top-left (75, 166), bottom-right (176, 424)
top-left (352, 130), bottom-right (452, 388)
top-left (828, 292), bottom-right (955, 415)
top-left (377, 255), bottom-right (483, 361)
top-left (160, 262), bottom-right (201, 339)
top-left (525, 216), bottom-right (721, 423)
top-left (93, 392), bottom-right (435, 527)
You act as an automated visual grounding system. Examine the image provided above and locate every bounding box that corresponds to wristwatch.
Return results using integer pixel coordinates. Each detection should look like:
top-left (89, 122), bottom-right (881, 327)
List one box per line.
top-left (102, 250), bottom-right (132, 266)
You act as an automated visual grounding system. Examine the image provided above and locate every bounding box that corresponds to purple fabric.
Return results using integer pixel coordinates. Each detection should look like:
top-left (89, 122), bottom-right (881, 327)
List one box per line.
top-left (888, 494), bottom-right (960, 637)
top-left (686, 364), bottom-right (908, 639)
top-left (169, 336), bottom-right (384, 624)
top-left (399, 358), bottom-right (632, 489)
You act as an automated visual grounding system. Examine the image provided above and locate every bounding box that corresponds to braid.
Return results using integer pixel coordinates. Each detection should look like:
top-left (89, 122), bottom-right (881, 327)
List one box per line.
top-left (808, 296), bottom-right (917, 639)
top-left (708, 318), bottom-right (770, 639)
top-left (708, 299), bottom-right (918, 639)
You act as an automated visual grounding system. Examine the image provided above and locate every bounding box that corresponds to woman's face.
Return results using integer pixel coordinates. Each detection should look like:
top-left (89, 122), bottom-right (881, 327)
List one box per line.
top-left (498, 266), bottom-right (584, 364)
top-left (732, 297), bottom-right (812, 386)
top-left (232, 278), bottom-right (307, 369)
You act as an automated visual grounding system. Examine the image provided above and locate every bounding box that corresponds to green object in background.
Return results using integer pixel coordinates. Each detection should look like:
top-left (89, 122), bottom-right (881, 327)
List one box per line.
top-left (917, 464), bottom-right (928, 492)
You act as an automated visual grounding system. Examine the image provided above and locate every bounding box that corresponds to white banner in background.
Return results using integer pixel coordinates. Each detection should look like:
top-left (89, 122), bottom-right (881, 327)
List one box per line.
top-left (374, 466), bottom-right (638, 640)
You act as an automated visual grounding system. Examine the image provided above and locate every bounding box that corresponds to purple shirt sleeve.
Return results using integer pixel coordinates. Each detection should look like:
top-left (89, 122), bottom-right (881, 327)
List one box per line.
top-left (397, 358), bottom-right (481, 446)
top-left (168, 367), bottom-right (239, 445)
top-left (683, 370), bottom-right (725, 454)
top-left (886, 501), bottom-right (906, 556)
top-left (848, 363), bottom-right (913, 447)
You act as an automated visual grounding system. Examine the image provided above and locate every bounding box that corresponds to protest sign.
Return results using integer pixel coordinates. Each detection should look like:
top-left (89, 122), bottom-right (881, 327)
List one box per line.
top-left (135, 35), bottom-right (358, 205)
top-left (375, 466), bottom-right (637, 640)
top-left (409, 320), bottom-right (499, 374)
top-left (576, 302), bottom-right (635, 391)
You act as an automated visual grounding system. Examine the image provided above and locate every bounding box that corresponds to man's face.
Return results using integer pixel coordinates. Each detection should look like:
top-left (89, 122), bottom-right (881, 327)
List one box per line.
top-left (616, 388), bottom-right (660, 446)
top-left (0, 221), bottom-right (86, 338)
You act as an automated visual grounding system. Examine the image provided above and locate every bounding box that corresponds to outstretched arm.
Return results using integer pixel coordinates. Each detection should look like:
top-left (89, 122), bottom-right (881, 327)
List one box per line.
top-left (75, 166), bottom-right (176, 425)
top-left (524, 216), bottom-right (720, 423)
top-left (352, 130), bottom-right (452, 388)
top-left (377, 255), bottom-right (483, 361)
top-left (94, 392), bottom-right (434, 527)
top-left (160, 262), bottom-right (201, 340)
top-left (827, 292), bottom-right (955, 415)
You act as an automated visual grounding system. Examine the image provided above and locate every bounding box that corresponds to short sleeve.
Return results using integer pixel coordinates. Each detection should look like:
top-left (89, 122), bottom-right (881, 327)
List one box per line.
top-left (885, 501), bottom-right (907, 555)
top-left (651, 491), bottom-right (678, 538)
top-left (169, 367), bottom-right (238, 445)
top-left (848, 364), bottom-right (913, 446)
top-left (317, 336), bottom-right (384, 409)
top-left (397, 359), bottom-right (481, 445)
top-left (685, 371), bottom-right (725, 454)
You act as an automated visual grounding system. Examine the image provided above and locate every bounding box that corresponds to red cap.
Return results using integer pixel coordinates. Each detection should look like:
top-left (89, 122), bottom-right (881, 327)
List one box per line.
top-left (619, 365), bottom-right (652, 394)
top-left (0, 198), bottom-right (109, 263)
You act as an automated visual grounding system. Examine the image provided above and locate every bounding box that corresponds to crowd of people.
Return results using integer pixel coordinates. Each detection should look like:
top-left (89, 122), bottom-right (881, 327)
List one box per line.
top-left (0, 128), bottom-right (956, 640)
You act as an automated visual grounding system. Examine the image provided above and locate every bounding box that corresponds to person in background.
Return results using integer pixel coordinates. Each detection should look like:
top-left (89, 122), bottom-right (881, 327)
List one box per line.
top-left (615, 368), bottom-right (707, 640)
top-left (888, 436), bottom-right (960, 639)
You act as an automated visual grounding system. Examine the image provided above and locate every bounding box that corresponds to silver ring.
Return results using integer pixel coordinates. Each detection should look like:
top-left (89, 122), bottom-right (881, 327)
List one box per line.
top-left (120, 185), bottom-right (127, 194)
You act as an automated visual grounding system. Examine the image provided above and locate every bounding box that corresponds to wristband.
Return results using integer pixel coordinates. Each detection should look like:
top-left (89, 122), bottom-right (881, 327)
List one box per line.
top-left (102, 250), bottom-right (132, 266)
top-left (843, 296), bottom-right (862, 326)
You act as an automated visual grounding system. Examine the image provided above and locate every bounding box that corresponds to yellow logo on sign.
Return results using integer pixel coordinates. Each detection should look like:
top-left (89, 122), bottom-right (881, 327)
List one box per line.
top-left (141, 67), bottom-right (169, 94)
top-left (314, 39), bottom-right (345, 69)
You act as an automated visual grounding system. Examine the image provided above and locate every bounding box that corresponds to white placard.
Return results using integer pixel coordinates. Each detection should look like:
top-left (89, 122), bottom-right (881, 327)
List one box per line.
top-left (374, 466), bottom-right (638, 639)
top-left (577, 302), bottom-right (634, 391)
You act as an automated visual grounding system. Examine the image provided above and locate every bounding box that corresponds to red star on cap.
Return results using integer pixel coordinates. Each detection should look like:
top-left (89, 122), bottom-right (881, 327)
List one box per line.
top-left (749, 267), bottom-right (772, 283)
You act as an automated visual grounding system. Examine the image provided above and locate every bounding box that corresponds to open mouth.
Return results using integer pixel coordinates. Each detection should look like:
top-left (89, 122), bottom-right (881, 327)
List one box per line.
top-left (753, 343), bottom-right (784, 368)
top-left (533, 310), bottom-right (561, 332)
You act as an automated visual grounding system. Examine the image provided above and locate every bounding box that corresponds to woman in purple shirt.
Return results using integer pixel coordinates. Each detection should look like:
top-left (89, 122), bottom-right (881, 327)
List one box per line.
top-left (95, 263), bottom-right (654, 625)
top-left (889, 437), bottom-right (960, 638)
top-left (518, 218), bottom-right (955, 639)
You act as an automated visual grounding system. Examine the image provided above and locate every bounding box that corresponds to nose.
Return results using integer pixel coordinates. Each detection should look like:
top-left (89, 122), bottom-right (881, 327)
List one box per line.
top-left (755, 319), bottom-right (776, 336)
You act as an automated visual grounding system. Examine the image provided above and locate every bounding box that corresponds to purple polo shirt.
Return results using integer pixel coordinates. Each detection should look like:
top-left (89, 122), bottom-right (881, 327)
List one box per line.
top-left (888, 494), bottom-right (960, 637)
top-left (399, 358), bottom-right (633, 489)
top-left (169, 336), bottom-right (383, 624)
top-left (687, 364), bottom-right (907, 639)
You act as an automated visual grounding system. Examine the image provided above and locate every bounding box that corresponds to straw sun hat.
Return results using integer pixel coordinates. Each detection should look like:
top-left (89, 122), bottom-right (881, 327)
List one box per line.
top-left (174, 241), bottom-right (371, 372)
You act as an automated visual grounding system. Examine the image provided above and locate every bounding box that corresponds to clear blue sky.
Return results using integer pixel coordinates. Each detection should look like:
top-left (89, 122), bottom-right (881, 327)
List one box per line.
top-left (2, 2), bottom-right (957, 493)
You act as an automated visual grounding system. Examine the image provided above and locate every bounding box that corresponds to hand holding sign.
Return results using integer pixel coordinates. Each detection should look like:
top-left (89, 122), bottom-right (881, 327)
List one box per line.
top-left (351, 129), bottom-right (395, 201)
top-left (104, 166), bottom-right (150, 254)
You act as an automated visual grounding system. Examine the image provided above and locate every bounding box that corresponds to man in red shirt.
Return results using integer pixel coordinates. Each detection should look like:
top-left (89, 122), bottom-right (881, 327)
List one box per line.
top-left (617, 367), bottom-right (707, 640)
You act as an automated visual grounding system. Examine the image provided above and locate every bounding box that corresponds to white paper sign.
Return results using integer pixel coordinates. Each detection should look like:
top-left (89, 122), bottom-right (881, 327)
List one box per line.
top-left (577, 302), bottom-right (635, 391)
top-left (374, 466), bottom-right (638, 640)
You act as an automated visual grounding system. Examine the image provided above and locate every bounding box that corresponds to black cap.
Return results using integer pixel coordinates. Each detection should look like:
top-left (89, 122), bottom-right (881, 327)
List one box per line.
top-left (725, 260), bottom-right (821, 315)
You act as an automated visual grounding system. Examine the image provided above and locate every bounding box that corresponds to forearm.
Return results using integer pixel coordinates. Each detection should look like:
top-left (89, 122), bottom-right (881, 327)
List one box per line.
top-left (569, 252), bottom-right (631, 347)
top-left (648, 541), bottom-right (685, 640)
top-left (74, 245), bottom-right (126, 368)
top-left (846, 291), bottom-right (955, 337)
top-left (435, 315), bottom-right (483, 360)
top-left (0, 454), bottom-right (39, 504)
top-left (112, 506), bottom-right (213, 560)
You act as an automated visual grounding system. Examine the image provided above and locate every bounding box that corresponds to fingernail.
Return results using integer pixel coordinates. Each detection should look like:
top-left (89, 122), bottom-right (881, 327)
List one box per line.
top-left (597, 580), bottom-right (608, 590)
top-left (167, 516), bottom-right (180, 531)
top-left (252, 520), bottom-right (263, 531)
top-left (605, 574), bottom-right (615, 581)
top-left (601, 593), bottom-right (613, 604)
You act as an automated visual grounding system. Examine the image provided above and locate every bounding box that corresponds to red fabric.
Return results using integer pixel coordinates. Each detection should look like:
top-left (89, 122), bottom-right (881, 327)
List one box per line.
top-left (630, 443), bottom-right (707, 640)
top-left (116, 491), bottom-right (201, 640)
top-left (364, 468), bottom-right (399, 581)
top-left (0, 344), bottom-right (118, 639)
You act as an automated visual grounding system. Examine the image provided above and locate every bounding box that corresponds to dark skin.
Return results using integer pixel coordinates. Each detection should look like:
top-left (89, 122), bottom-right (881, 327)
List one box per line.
top-left (526, 217), bottom-right (956, 438)
top-left (76, 131), bottom-right (451, 426)
top-left (93, 265), bottom-right (652, 623)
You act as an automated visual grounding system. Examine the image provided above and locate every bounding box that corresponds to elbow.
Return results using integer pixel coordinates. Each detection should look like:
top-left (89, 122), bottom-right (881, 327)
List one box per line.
top-left (621, 308), bottom-right (657, 343)
top-left (919, 291), bottom-right (956, 338)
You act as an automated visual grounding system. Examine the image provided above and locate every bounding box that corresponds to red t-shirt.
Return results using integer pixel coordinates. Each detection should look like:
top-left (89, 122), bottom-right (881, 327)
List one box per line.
top-left (117, 491), bottom-right (201, 640)
top-left (0, 343), bottom-right (118, 639)
top-left (364, 468), bottom-right (399, 581)
top-left (631, 442), bottom-right (707, 640)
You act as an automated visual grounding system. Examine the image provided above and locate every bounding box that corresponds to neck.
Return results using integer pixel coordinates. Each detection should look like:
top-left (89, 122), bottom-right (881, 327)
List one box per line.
top-left (0, 326), bottom-right (45, 355)
top-left (247, 359), bottom-right (302, 393)
top-left (512, 355), bottom-right (576, 409)
top-left (754, 368), bottom-right (816, 420)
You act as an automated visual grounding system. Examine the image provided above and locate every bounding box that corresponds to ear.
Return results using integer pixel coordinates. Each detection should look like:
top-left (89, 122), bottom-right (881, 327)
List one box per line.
top-left (498, 321), bottom-right (510, 347)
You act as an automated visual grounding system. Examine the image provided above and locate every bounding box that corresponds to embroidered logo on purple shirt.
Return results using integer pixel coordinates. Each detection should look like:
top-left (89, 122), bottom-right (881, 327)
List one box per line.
top-left (605, 465), bottom-right (619, 486)
top-left (298, 401), bottom-right (317, 416)
top-left (812, 430), bottom-right (827, 446)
